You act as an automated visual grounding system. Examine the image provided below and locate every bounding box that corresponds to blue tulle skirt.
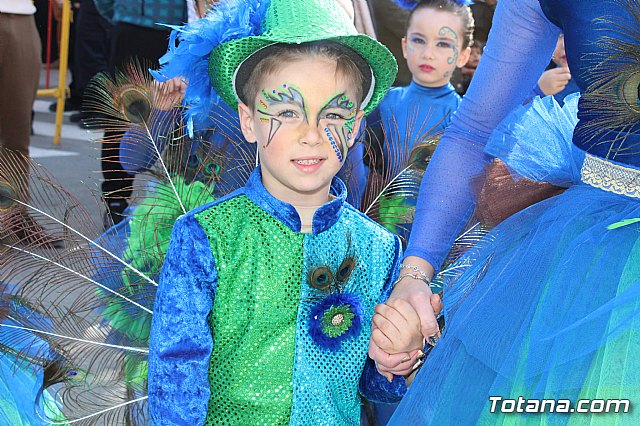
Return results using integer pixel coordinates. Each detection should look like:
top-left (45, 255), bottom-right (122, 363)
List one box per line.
top-left (390, 95), bottom-right (640, 424)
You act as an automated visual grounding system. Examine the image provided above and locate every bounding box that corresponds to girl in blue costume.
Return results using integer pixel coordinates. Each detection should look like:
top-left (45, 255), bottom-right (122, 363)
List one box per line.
top-left (365, 0), bottom-right (471, 239)
top-left (369, 0), bottom-right (640, 424)
top-left (369, 0), bottom-right (472, 175)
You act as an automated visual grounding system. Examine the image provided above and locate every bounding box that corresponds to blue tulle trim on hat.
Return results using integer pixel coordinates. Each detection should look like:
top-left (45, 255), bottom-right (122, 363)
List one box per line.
top-left (150, 0), bottom-right (270, 133)
top-left (393, 0), bottom-right (473, 11)
top-left (485, 93), bottom-right (582, 187)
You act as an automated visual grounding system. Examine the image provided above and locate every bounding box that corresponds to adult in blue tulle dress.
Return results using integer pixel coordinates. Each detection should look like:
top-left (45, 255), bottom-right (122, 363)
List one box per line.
top-left (374, 0), bottom-right (640, 424)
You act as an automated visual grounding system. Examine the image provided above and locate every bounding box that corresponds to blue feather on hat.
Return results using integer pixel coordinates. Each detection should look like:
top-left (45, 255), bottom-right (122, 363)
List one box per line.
top-left (150, 0), bottom-right (270, 134)
top-left (393, 0), bottom-right (473, 10)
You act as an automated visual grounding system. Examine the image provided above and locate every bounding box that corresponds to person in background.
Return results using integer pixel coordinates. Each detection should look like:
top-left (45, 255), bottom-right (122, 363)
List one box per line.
top-left (364, 0), bottom-right (472, 244)
top-left (451, 38), bottom-right (484, 95)
top-left (370, 0), bottom-right (412, 85)
top-left (93, 0), bottom-right (188, 227)
top-left (469, 0), bottom-right (496, 43)
top-left (534, 34), bottom-right (579, 106)
top-left (69, 0), bottom-right (112, 127)
top-left (0, 0), bottom-right (58, 244)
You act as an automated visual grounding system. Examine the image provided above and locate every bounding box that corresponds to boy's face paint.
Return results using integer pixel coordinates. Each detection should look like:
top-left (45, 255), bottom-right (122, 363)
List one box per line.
top-left (402, 8), bottom-right (469, 88)
top-left (257, 84), bottom-right (307, 147)
top-left (319, 93), bottom-right (358, 162)
top-left (256, 86), bottom-right (358, 162)
top-left (239, 57), bottom-right (364, 207)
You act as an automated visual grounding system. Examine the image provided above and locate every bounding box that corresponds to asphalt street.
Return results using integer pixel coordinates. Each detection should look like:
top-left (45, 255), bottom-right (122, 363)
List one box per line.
top-left (31, 96), bottom-right (104, 227)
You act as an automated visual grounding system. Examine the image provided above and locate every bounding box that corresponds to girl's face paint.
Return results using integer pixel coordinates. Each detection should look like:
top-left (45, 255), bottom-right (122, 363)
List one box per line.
top-left (402, 8), bottom-right (470, 87)
top-left (237, 57), bottom-right (364, 206)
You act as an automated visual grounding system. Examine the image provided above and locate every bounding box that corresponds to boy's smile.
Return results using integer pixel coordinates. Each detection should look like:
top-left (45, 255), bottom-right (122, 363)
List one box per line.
top-left (238, 56), bottom-right (364, 207)
top-left (402, 8), bottom-right (470, 88)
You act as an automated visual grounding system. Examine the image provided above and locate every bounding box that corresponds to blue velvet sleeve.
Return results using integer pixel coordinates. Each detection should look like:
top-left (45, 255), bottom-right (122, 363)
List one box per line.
top-left (148, 213), bottom-right (217, 425)
top-left (359, 235), bottom-right (407, 403)
top-left (405, 0), bottom-right (561, 271)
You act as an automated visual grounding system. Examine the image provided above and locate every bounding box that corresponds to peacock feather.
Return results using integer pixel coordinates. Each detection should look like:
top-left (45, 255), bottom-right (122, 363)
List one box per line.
top-left (0, 58), bottom-right (252, 424)
top-left (353, 103), bottom-right (443, 243)
top-left (576, 0), bottom-right (640, 161)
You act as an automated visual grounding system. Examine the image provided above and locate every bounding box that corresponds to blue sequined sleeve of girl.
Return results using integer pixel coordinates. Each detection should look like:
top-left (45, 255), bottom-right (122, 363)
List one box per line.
top-left (405, 0), bottom-right (561, 271)
top-left (358, 235), bottom-right (409, 402)
top-left (148, 212), bottom-right (218, 425)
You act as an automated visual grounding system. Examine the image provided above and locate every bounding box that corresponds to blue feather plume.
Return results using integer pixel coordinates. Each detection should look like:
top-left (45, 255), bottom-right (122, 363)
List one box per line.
top-left (393, 0), bottom-right (473, 10)
top-left (150, 0), bottom-right (270, 133)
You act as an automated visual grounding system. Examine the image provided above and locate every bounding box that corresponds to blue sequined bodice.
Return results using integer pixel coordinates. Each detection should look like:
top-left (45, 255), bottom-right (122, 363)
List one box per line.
top-left (539, 0), bottom-right (640, 166)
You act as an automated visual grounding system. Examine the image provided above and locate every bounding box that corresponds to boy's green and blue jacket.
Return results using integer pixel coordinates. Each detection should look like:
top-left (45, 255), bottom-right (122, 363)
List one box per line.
top-left (148, 167), bottom-right (407, 425)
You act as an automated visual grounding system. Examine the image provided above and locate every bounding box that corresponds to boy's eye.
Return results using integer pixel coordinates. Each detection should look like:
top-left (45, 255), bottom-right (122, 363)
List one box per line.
top-left (277, 109), bottom-right (298, 119)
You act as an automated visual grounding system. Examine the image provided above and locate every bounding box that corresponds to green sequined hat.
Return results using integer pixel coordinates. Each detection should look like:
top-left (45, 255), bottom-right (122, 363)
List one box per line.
top-left (208, 0), bottom-right (398, 114)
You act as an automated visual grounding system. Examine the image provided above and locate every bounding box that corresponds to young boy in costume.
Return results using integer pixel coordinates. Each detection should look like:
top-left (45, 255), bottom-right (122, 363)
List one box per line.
top-left (147, 0), bottom-right (429, 424)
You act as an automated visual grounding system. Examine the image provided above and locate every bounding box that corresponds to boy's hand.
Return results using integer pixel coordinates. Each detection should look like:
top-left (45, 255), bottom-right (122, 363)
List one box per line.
top-left (154, 77), bottom-right (187, 111)
top-left (538, 67), bottom-right (571, 96)
top-left (369, 291), bottom-right (443, 380)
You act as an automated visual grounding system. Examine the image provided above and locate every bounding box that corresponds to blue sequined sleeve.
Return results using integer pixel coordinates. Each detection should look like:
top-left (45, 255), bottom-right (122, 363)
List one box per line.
top-left (405, 0), bottom-right (561, 271)
top-left (359, 235), bottom-right (408, 402)
top-left (148, 213), bottom-right (218, 425)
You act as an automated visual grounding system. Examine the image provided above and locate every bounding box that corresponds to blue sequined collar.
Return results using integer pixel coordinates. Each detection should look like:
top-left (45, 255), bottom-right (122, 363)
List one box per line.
top-left (243, 167), bottom-right (347, 235)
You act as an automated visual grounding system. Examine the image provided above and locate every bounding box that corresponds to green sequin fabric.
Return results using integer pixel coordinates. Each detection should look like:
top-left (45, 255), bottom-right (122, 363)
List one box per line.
top-left (195, 195), bottom-right (304, 425)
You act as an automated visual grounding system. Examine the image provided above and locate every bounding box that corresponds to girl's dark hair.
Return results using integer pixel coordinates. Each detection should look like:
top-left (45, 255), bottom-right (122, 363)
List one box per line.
top-left (407, 0), bottom-right (474, 49)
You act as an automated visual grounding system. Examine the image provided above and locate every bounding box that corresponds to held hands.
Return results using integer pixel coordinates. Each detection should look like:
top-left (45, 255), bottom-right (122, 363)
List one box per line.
top-left (369, 257), bottom-right (443, 381)
top-left (154, 77), bottom-right (188, 111)
top-left (372, 298), bottom-right (424, 355)
top-left (537, 67), bottom-right (571, 96)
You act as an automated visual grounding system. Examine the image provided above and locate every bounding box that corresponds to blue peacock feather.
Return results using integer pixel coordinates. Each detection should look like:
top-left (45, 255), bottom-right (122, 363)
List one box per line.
top-left (150, 0), bottom-right (270, 134)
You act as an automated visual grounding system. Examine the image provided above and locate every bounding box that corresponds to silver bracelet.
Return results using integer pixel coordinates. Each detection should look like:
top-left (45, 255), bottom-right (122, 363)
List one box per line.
top-left (400, 263), bottom-right (432, 285)
top-left (393, 272), bottom-right (431, 289)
